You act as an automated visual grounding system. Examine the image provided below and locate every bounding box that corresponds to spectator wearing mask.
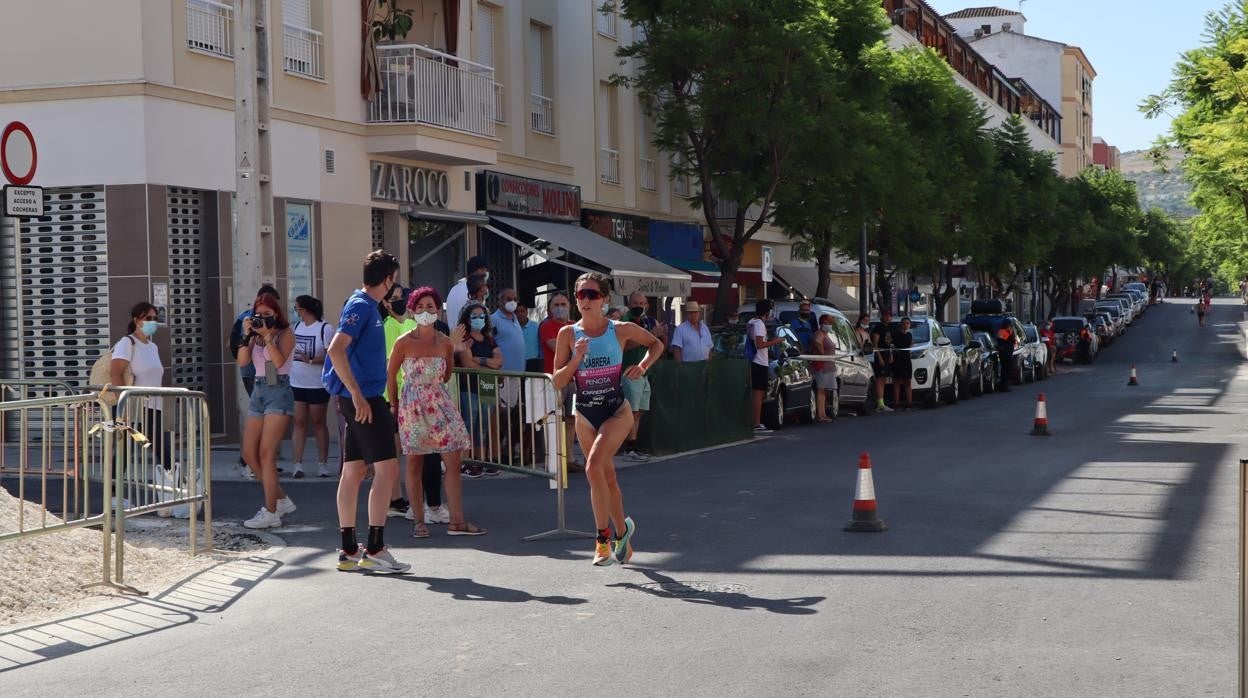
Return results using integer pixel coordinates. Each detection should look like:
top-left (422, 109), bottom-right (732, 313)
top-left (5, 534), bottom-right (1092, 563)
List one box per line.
top-left (1041, 320), bottom-right (1057, 375)
top-left (811, 313), bottom-right (840, 422)
top-left (518, 303), bottom-right (542, 373)
top-left (290, 295), bottom-right (334, 479)
top-left (670, 300), bottom-right (713, 362)
top-left (381, 283), bottom-right (420, 515)
top-left (445, 256), bottom-right (489, 331)
top-left (540, 291), bottom-right (579, 470)
top-left (454, 301), bottom-right (502, 477)
top-left (748, 299), bottom-right (784, 433)
top-left (492, 288), bottom-right (527, 467)
top-left (110, 302), bottom-right (171, 488)
top-left (621, 292), bottom-right (662, 460)
top-left (853, 315), bottom-right (871, 347)
top-left (789, 299), bottom-right (819, 352)
top-left (237, 293), bottom-right (297, 529)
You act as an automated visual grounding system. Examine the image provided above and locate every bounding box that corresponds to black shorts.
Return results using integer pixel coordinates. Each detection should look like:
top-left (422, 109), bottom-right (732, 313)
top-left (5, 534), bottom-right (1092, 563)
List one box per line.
top-left (893, 360), bottom-right (912, 381)
top-left (873, 361), bottom-right (891, 379)
top-left (338, 395), bottom-right (398, 464)
top-left (291, 386), bottom-right (330, 405)
top-left (750, 362), bottom-right (770, 391)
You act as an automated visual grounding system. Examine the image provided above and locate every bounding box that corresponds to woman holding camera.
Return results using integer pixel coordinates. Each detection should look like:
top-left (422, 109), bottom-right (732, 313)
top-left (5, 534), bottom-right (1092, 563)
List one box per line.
top-left (238, 293), bottom-right (297, 529)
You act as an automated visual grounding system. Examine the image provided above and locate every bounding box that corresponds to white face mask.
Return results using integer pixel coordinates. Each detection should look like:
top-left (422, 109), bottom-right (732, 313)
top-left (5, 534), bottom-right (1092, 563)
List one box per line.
top-left (503, 300), bottom-right (518, 313)
top-left (414, 311), bottom-right (438, 326)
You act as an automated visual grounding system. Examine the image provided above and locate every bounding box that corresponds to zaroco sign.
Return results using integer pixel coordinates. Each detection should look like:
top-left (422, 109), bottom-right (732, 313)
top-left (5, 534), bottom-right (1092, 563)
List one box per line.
top-left (370, 161), bottom-right (450, 209)
top-left (481, 170), bottom-right (580, 222)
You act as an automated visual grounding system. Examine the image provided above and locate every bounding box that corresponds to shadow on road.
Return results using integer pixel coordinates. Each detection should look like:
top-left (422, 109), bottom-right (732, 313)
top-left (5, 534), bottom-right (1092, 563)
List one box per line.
top-left (378, 574), bottom-right (588, 605)
top-left (0, 556), bottom-right (280, 673)
top-left (606, 569), bottom-right (824, 615)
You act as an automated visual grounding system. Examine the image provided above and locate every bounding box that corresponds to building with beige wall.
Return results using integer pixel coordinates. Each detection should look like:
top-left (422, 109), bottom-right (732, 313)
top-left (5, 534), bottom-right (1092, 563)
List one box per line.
top-left (3, 0), bottom-right (788, 440)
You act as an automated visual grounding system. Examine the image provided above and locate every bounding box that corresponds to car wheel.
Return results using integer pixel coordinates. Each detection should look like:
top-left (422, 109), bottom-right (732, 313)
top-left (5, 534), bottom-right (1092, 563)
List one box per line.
top-left (1023, 361), bottom-right (1034, 383)
top-left (800, 387), bottom-right (816, 425)
top-left (857, 382), bottom-right (874, 416)
top-left (947, 371), bottom-right (960, 404)
top-left (974, 369), bottom-right (984, 396)
top-left (828, 384), bottom-right (840, 420)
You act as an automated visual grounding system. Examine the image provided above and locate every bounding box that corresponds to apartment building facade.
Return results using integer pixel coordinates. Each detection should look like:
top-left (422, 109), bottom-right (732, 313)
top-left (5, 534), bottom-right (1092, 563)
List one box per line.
top-left (1, 0), bottom-right (812, 440)
top-left (944, 5), bottom-right (1096, 177)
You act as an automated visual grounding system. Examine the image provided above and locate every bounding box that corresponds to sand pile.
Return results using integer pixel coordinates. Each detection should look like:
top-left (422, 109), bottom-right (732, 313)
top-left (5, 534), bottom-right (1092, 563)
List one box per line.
top-left (0, 487), bottom-right (268, 626)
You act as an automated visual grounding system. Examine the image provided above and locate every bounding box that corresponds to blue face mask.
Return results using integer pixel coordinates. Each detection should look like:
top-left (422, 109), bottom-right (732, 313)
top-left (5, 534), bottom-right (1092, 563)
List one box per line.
top-left (470, 317), bottom-right (486, 331)
top-left (141, 320), bottom-right (159, 337)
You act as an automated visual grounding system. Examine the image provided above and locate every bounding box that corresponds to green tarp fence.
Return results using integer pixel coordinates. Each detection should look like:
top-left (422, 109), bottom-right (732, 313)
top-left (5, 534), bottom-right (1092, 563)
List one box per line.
top-left (636, 358), bottom-right (753, 456)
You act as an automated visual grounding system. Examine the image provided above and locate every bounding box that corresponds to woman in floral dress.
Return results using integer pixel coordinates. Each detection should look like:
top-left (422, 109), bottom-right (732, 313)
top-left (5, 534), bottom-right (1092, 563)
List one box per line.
top-left (386, 286), bottom-right (486, 538)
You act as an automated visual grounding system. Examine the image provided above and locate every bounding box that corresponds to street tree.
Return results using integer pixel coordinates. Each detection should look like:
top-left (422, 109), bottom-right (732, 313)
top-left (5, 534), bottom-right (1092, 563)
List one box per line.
top-left (617, 0), bottom-right (889, 321)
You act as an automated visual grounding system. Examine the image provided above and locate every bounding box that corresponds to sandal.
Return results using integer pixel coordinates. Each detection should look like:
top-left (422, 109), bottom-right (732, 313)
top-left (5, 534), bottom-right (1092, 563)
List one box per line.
top-left (412, 521), bottom-right (430, 539)
top-left (447, 522), bottom-right (487, 536)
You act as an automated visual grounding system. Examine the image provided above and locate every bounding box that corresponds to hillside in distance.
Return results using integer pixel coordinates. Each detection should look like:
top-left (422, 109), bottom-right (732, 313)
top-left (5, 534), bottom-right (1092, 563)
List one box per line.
top-left (1119, 148), bottom-right (1197, 219)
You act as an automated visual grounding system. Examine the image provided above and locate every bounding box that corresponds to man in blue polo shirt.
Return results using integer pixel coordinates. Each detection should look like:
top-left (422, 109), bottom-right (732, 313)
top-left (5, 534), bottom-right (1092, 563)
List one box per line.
top-left (323, 250), bottom-right (409, 575)
top-left (490, 287), bottom-right (526, 465)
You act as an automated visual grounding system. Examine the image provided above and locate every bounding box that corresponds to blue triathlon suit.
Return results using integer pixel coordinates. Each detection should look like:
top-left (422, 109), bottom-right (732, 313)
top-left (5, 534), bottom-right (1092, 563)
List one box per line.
top-left (572, 321), bottom-right (627, 430)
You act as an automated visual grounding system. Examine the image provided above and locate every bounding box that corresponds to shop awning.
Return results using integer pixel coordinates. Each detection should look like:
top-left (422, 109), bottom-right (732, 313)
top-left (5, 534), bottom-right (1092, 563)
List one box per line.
top-left (774, 264), bottom-right (860, 315)
top-left (399, 205), bottom-right (490, 224)
top-left (489, 215), bottom-right (691, 297)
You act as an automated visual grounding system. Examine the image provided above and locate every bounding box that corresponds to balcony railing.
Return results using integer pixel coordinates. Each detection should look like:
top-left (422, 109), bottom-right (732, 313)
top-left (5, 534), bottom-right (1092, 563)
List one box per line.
top-left (367, 44), bottom-right (497, 138)
top-left (673, 175), bottom-right (690, 198)
top-left (597, 10), bottom-right (618, 38)
top-left (493, 82), bottom-right (506, 122)
top-left (640, 157), bottom-right (656, 191)
top-left (186, 0), bottom-right (233, 58)
top-left (600, 147), bottom-right (620, 184)
top-left (530, 93), bottom-right (554, 134)
top-left (283, 24), bottom-right (323, 79)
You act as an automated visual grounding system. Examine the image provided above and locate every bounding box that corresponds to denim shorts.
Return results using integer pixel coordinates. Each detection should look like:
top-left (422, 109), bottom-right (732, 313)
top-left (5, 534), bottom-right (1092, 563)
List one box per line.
top-left (248, 375), bottom-right (295, 418)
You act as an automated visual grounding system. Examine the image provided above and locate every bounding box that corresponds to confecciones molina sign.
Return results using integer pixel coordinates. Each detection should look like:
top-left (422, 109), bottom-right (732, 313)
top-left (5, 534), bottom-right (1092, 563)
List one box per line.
top-left (370, 161), bottom-right (450, 208)
top-left (479, 170), bottom-right (581, 222)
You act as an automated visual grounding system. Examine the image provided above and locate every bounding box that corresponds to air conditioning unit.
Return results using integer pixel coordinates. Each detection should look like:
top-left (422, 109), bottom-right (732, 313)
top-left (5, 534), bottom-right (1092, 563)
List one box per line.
top-left (1002, 22), bottom-right (1012, 32)
top-left (323, 148), bottom-right (336, 175)
top-left (973, 28), bottom-right (984, 38)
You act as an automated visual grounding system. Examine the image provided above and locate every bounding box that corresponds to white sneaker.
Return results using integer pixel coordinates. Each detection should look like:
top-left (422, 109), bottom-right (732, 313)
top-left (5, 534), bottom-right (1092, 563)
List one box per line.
top-left (292, 464), bottom-right (305, 479)
top-left (243, 507), bottom-right (282, 529)
top-left (359, 546), bottom-right (411, 574)
top-left (404, 505), bottom-right (417, 521)
top-left (239, 463), bottom-right (255, 480)
top-left (626, 450), bottom-right (651, 462)
top-left (753, 425), bottom-right (773, 434)
top-left (425, 505), bottom-right (450, 524)
top-left (317, 462), bottom-right (334, 478)
top-left (275, 496), bottom-right (296, 516)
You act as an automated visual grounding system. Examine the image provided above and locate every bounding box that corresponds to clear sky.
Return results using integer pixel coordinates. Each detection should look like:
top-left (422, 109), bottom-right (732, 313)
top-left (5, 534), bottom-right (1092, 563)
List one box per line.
top-left (925, 0), bottom-right (1231, 152)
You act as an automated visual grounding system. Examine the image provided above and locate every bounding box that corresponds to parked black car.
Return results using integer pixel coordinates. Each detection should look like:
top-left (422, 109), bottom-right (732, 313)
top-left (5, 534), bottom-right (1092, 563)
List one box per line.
top-left (972, 331), bottom-right (1002, 393)
top-left (962, 300), bottom-right (1027, 385)
top-left (941, 322), bottom-right (986, 398)
top-left (712, 323), bottom-right (815, 429)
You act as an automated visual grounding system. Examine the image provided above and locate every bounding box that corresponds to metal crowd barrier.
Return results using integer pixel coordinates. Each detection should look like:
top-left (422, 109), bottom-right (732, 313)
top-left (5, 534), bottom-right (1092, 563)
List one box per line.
top-left (452, 367), bottom-right (592, 541)
top-left (0, 386), bottom-right (213, 593)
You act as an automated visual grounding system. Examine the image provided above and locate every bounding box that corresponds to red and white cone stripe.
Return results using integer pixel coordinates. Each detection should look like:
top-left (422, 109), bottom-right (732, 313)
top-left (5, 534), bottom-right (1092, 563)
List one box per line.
top-left (845, 452), bottom-right (887, 532)
top-left (1031, 393), bottom-right (1050, 436)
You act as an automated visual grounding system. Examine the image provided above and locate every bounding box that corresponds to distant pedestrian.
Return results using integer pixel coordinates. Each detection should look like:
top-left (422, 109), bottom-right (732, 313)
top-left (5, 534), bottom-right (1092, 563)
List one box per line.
top-left (621, 292), bottom-right (660, 459)
top-left (381, 283), bottom-right (416, 516)
top-left (540, 291), bottom-right (579, 470)
top-left (228, 284), bottom-right (280, 477)
top-left (291, 295), bottom-right (334, 478)
top-left (519, 303), bottom-right (543, 373)
top-left (1041, 320), bottom-right (1057, 375)
top-left (1197, 298), bottom-right (1207, 328)
top-left (492, 288), bottom-right (526, 468)
top-left (454, 301), bottom-right (502, 476)
top-left (812, 313), bottom-right (839, 422)
top-left (388, 286), bottom-right (486, 538)
top-left (109, 301), bottom-right (171, 481)
top-left (238, 293), bottom-right (297, 529)
top-left (870, 311), bottom-right (895, 411)
top-left (324, 250), bottom-right (409, 574)
top-left (670, 300), bottom-right (713, 363)
top-left (891, 317), bottom-right (915, 410)
top-left (445, 256), bottom-right (489, 332)
top-left (995, 319), bottom-right (1015, 391)
top-left (789, 299), bottom-right (818, 352)
top-left (748, 299), bottom-right (784, 432)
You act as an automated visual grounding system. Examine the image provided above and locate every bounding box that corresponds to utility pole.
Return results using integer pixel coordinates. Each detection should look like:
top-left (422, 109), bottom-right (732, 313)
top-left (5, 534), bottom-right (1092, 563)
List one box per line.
top-left (233, 0), bottom-right (274, 425)
top-left (858, 220), bottom-right (869, 320)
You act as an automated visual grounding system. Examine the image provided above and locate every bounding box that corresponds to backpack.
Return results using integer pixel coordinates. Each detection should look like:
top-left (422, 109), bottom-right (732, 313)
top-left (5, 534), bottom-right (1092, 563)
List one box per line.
top-left (89, 336), bottom-right (135, 405)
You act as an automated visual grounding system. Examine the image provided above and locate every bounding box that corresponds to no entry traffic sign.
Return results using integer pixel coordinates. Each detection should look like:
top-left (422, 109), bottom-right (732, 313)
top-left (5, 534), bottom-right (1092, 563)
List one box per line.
top-left (1, 121), bottom-right (37, 186)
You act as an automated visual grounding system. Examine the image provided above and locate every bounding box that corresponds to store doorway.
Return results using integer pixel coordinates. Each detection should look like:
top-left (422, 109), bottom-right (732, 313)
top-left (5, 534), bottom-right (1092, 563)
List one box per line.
top-left (408, 219), bottom-right (465, 296)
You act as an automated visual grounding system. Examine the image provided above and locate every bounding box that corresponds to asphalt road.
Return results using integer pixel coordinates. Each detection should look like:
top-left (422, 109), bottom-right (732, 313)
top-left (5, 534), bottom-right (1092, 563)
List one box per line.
top-left (2, 298), bottom-right (1241, 695)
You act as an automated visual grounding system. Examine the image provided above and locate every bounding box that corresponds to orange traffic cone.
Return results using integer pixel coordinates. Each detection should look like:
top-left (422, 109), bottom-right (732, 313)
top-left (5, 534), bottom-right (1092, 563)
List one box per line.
top-left (1030, 393), bottom-right (1051, 436)
top-left (1127, 364), bottom-right (1139, 386)
top-left (845, 452), bottom-right (887, 533)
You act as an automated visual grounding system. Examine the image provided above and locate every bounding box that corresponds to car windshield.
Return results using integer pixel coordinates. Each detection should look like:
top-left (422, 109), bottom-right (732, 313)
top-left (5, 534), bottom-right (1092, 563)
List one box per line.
top-left (1096, 305), bottom-right (1121, 319)
top-left (1024, 326), bottom-right (1038, 342)
top-left (1053, 319), bottom-right (1083, 333)
top-left (940, 326), bottom-right (965, 346)
top-left (888, 322), bottom-right (930, 343)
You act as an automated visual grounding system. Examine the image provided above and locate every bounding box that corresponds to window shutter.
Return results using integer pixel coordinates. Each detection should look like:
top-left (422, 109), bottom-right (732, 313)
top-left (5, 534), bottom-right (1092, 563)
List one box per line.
top-left (475, 4), bottom-right (494, 66)
top-left (284, 0), bottom-right (312, 29)
top-left (529, 24), bottom-right (544, 97)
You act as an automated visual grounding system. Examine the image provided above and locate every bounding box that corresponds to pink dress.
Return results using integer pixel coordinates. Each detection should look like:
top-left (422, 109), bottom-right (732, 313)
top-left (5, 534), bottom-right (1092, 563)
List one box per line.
top-left (398, 356), bottom-right (471, 456)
